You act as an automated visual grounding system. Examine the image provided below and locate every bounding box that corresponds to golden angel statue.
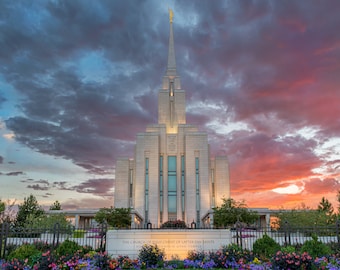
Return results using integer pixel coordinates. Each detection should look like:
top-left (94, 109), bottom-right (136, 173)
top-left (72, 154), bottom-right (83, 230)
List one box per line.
top-left (169, 8), bottom-right (174, 23)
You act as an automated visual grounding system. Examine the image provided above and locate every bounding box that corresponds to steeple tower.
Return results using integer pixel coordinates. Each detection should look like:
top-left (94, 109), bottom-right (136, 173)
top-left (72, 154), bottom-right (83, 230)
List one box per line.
top-left (114, 8), bottom-right (230, 231)
top-left (166, 8), bottom-right (177, 77)
top-left (159, 9), bottom-right (185, 133)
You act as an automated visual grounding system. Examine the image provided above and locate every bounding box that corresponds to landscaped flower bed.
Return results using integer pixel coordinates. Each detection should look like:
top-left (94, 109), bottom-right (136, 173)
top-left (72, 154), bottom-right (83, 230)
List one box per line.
top-left (1, 235), bottom-right (340, 269)
top-left (1, 252), bottom-right (340, 269)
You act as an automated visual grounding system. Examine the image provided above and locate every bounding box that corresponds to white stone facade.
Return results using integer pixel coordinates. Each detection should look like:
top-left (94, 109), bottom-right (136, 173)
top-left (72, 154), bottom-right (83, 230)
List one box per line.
top-left (114, 16), bottom-right (230, 228)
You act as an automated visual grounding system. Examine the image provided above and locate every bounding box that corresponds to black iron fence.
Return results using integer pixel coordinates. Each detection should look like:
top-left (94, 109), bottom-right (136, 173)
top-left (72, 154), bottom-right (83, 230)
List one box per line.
top-left (0, 222), bottom-right (107, 259)
top-left (2, 221), bottom-right (340, 259)
top-left (232, 222), bottom-right (340, 250)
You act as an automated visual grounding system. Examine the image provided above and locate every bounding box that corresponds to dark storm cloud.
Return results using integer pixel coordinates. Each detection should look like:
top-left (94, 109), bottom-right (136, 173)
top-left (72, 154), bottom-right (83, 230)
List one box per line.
top-left (71, 178), bottom-right (114, 197)
top-left (62, 196), bottom-right (113, 210)
top-left (178, 1), bottom-right (340, 137)
top-left (42, 193), bottom-right (53, 198)
top-left (52, 181), bottom-right (69, 190)
top-left (25, 179), bottom-right (50, 191)
top-left (23, 177), bottom-right (113, 196)
top-left (27, 184), bottom-right (49, 191)
top-left (5, 171), bottom-right (24, 176)
top-left (2, 0), bottom-right (164, 173)
top-left (20, 179), bottom-right (31, 183)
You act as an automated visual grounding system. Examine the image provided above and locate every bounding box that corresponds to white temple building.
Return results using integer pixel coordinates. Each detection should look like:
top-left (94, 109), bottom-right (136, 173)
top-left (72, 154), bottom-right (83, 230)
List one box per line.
top-left (114, 11), bottom-right (230, 228)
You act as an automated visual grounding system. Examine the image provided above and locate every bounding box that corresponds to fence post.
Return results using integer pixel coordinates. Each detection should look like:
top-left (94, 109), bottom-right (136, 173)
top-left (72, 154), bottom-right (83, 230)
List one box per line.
top-left (284, 220), bottom-right (291, 246)
top-left (100, 222), bottom-right (107, 252)
top-left (0, 222), bottom-right (9, 259)
top-left (336, 220), bottom-right (340, 248)
top-left (0, 223), bottom-right (3, 258)
top-left (0, 223), bottom-right (4, 258)
top-left (52, 222), bottom-right (60, 250)
top-left (235, 221), bottom-right (242, 249)
top-left (191, 221), bottom-right (196, 229)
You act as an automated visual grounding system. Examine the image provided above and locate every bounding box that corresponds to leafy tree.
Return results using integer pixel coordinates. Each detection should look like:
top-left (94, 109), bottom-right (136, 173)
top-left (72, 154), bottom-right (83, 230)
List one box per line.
top-left (94, 207), bottom-right (131, 228)
top-left (49, 200), bottom-right (62, 210)
top-left (0, 200), bottom-right (5, 214)
top-left (274, 203), bottom-right (332, 229)
top-left (0, 199), bottom-right (5, 224)
top-left (213, 198), bottom-right (259, 228)
top-left (0, 200), bottom-right (5, 212)
top-left (0, 199), bottom-right (16, 224)
top-left (15, 194), bottom-right (45, 228)
top-left (26, 213), bottom-right (72, 232)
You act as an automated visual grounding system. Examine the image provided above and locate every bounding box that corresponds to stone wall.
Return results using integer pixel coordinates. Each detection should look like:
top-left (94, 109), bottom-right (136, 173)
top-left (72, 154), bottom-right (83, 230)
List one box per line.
top-left (106, 229), bottom-right (232, 260)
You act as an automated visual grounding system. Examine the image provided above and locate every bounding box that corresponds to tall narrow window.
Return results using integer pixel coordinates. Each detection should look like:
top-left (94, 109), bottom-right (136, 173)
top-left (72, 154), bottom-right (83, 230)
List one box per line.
top-left (195, 157), bottom-right (200, 225)
top-left (145, 158), bottom-right (149, 223)
top-left (211, 168), bottom-right (215, 208)
top-left (159, 156), bottom-right (163, 224)
top-left (168, 156), bottom-right (177, 220)
top-left (169, 81), bottom-right (174, 128)
top-left (169, 81), bottom-right (174, 97)
top-left (181, 155), bottom-right (185, 220)
top-left (129, 168), bottom-right (133, 208)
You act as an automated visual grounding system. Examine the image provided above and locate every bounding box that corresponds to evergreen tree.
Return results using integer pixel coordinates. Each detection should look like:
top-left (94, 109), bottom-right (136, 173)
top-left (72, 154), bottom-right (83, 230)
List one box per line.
top-left (15, 194), bottom-right (45, 228)
top-left (317, 197), bottom-right (335, 224)
top-left (318, 197), bottom-right (333, 213)
top-left (49, 200), bottom-right (62, 210)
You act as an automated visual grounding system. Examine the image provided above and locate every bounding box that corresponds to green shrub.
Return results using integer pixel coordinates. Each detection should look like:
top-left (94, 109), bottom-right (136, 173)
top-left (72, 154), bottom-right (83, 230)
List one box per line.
top-left (32, 240), bottom-right (52, 252)
top-left (55, 239), bottom-right (82, 257)
top-left (82, 245), bottom-right (94, 255)
top-left (280, 245), bottom-right (296, 253)
top-left (221, 243), bottom-right (254, 263)
top-left (8, 244), bottom-right (41, 265)
top-left (301, 234), bottom-right (332, 257)
top-left (92, 252), bottom-right (111, 269)
top-left (293, 242), bottom-right (303, 252)
top-left (4, 243), bottom-right (18, 257)
top-left (326, 241), bottom-right (340, 254)
top-left (253, 234), bottom-right (280, 259)
top-left (271, 251), bottom-right (314, 269)
top-left (187, 250), bottom-right (207, 261)
top-left (35, 250), bottom-right (56, 269)
top-left (160, 220), bottom-right (187, 229)
top-left (73, 229), bottom-right (86, 238)
top-left (138, 244), bottom-right (165, 268)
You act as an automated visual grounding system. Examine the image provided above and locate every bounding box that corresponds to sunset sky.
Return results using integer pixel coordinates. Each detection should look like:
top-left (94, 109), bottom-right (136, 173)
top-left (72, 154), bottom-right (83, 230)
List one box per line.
top-left (0, 0), bottom-right (339, 211)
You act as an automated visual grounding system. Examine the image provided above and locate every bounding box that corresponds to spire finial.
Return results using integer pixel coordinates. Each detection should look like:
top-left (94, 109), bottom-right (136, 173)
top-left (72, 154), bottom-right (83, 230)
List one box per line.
top-left (166, 8), bottom-right (176, 76)
top-left (169, 8), bottom-right (174, 23)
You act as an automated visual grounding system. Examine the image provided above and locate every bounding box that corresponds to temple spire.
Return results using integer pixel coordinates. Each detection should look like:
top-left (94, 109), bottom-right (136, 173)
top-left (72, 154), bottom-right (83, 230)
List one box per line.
top-left (167, 8), bottom-right (177, 77)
